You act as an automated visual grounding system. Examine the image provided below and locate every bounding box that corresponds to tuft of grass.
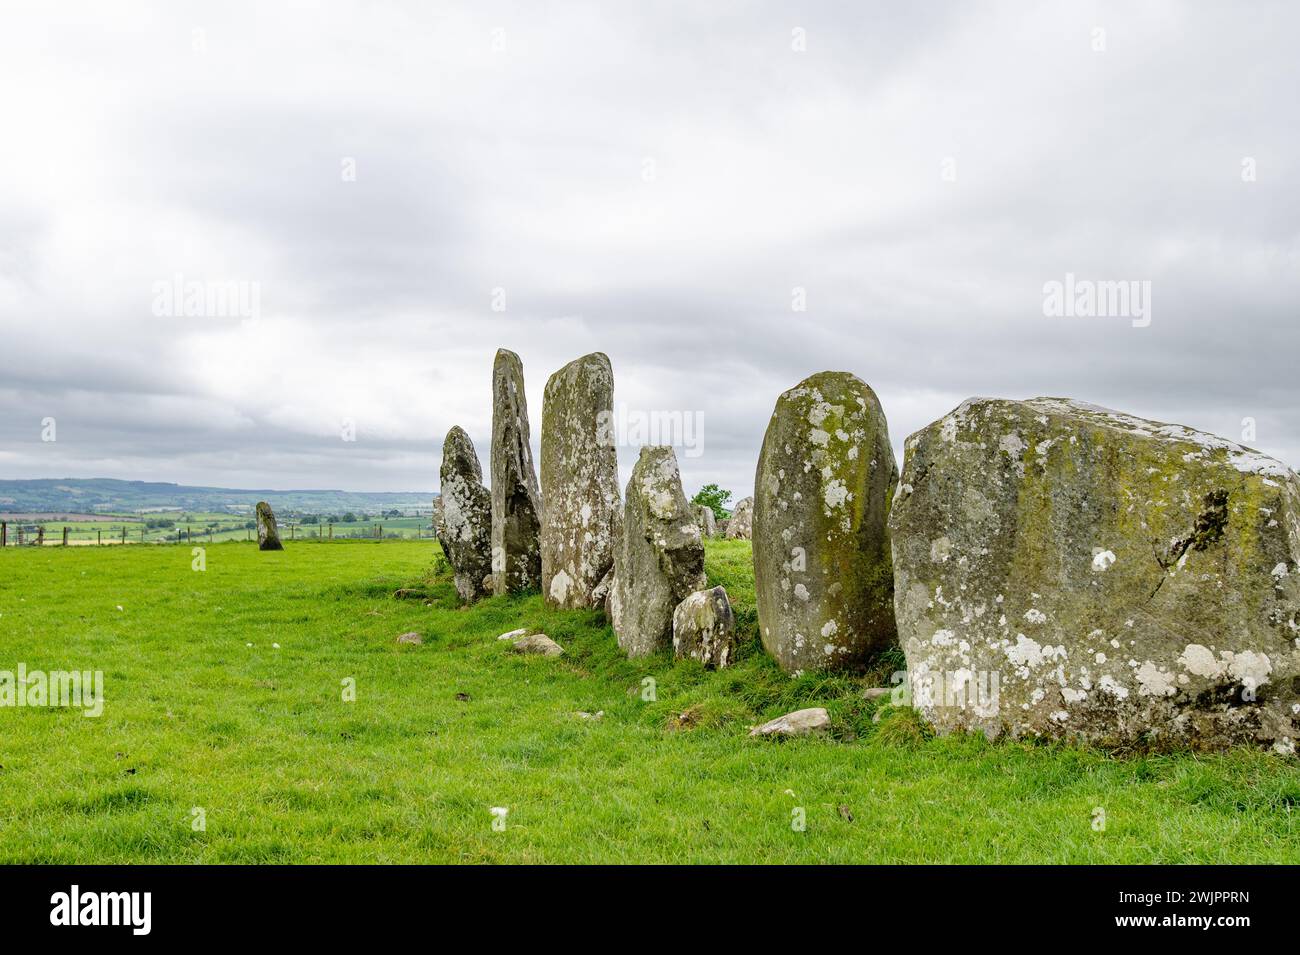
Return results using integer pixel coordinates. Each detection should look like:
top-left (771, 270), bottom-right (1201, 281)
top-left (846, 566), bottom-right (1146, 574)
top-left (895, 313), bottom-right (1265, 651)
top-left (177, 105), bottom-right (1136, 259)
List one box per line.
top-left (0, 538), bottom-right (1297, 863)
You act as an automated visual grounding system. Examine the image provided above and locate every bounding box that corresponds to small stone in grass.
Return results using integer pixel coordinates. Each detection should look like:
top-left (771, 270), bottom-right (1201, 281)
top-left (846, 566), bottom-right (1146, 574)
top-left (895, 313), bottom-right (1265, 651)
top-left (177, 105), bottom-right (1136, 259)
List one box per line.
top-left (497, 628), bottom-right (528, 641)
top-left (749, 707), bottom-right (831, 738)
top-left (510, 634), bottom-right (564, 657)
top-left (397, 632), bottom-right (423, 645)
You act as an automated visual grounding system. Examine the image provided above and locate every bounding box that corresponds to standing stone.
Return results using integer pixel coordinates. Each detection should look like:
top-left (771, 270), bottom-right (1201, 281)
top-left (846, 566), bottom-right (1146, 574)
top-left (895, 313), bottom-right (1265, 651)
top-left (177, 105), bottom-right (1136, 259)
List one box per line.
top-left (256, 501), bottom-right (283, 551)
top-left (436, 426), bottom-right (493, 603)
top-left (753, 372), bottom-right (897, 673)
top-left (692, 504), bottom-right (717, 540)
top-left (610, 446), bottom-right (707, 657)
top-left (540, 353), bottom-right (621, 609)
top-left (726, 496), bottom-right (754, 540)
top-left (673, 586), bottom-right (738, 668)
top-left (890, 397), bottom-right (1300, 753)
top-left (490, 348), bottom-right (543, 594)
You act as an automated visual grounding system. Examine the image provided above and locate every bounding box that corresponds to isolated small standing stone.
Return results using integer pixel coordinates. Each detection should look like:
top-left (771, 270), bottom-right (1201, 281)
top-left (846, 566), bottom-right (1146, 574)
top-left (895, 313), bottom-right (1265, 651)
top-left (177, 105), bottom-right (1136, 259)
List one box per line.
top-left (540, 352), bottom-right (621, 609)
top-left (396, 632), bottom-right (423, 645)
top-left (255, 501), bottom-right (283, 551)
top-left (673, 585), bottom-right (738, 668)
top-left (610, 446), bottom-right (707, 657)
top-left (437, 426), bottom-right (494, 603)
top-left (753, 372), bottom-right (898, 673)
top-left (490, 348), bottom-right (543, 594)
top-left (725, 496), bottom-right (754, 540)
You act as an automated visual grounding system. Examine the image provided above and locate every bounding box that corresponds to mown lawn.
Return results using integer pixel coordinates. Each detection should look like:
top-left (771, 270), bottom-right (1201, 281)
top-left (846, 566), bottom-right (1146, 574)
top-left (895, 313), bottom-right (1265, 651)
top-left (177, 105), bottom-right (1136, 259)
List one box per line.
top-left (0, 539), bottom-right (1297, 863)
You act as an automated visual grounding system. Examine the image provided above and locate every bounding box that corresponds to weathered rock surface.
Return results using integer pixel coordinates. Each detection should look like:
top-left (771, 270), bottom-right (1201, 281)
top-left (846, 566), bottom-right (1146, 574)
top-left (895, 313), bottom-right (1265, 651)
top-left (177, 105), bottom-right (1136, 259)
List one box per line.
top-left (591, 567), bottom-right (614, 614)
top-left (673, 585), bottom-right (738, 668)
top-left (509, 633), bottom-right (564, 657)
top-left (890, 397), bottom-right (1300, 753)
top-left (753, 372), bottom-right (898, 673)
top-left (436, 426), bottom-right (493, 603)
top-left (610, 446), bottom-right (707, 657)
top-left (726, 497), bottom-right (754, 539)
top-left (749, 707), bottom-right (831, 738)
top-left (256, 501), bottom-right (283, 551)
top-left (490, 348), bottom-right (543, 594)
top-left (540, 352), bottom-right (621, 609)
top-left (396, 632), bottom-right (423, 645)
top-left (692, 504), bottom-right (717, 539)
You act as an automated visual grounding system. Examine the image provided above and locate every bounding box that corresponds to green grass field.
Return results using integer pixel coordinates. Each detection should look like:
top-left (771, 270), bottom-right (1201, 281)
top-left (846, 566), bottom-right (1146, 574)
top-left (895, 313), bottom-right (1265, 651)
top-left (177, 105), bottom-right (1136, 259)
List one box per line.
top-left (0, 539), bottom-right (1297, 863)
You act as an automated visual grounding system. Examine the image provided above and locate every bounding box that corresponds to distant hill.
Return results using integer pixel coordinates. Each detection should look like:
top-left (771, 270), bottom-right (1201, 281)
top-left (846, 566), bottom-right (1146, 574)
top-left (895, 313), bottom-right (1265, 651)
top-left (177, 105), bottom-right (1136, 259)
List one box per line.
top-left (0, 478), bottom-right (434, 515)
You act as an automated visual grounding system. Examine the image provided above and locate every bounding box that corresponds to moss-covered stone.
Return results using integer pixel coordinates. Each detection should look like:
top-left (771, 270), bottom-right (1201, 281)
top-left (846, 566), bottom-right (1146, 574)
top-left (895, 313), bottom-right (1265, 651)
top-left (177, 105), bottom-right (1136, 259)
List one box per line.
top-left (540, 352), bottom-right (620, 609)
top-left (255, 501), bottom-right (282, 551)
top-left (889, 397), bottom-right (1300, 753)
top-left (437, 426), bottom-right (493, 603)
top-left (672, 585), bottom-right (737, 668)
top-left (610, 446), bottom-right (706, 657)
top-left (753, 372), bottom-right (898, 673)
top-left (490, 348), bottom-right (542, 594)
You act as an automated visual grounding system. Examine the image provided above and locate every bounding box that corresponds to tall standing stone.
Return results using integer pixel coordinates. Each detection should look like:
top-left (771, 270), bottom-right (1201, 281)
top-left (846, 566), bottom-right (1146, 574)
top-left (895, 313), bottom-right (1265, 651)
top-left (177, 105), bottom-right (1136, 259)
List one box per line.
top-left (890, 397), bottom-right (1300, 753)
top-left (256, 501), bottom-right (283, 551)
top-left (540, 353), bottom-right (621, 609)
top-left (437, 426), bottom-right (493, 603)
top-left (610, 446), bottom-right (706, 657)
top-left (490, 348), bottom-right (543, 594)
top-left (726, 496), bottom-right (754, 539)
top-left (753, 372), bottom-right (898, 673)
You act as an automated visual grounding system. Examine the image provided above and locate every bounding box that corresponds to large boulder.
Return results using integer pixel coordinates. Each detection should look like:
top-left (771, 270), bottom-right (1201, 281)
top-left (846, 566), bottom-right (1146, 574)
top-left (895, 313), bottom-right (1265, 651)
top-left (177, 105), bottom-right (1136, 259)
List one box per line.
top-left (890, 397), bottom-right (1300, 754)
top-left (490, 348), bottom-right (543, 593)
top-left (673, 585), bottom-right (738, 668)
top-left (255, 501), bottom-right (283, 551)
top-left (753, 372), bottom-right (898, 674)
top-left (437, 426), bottom-right (493, 603)
top-left (726, 496), bottom-right (754, 540)
top-left (692, 504), bottom-right (717, 539)
top-left (610, 446), bottom-right (707, 657)
top-left (540, 353), bottom-right (621, 608)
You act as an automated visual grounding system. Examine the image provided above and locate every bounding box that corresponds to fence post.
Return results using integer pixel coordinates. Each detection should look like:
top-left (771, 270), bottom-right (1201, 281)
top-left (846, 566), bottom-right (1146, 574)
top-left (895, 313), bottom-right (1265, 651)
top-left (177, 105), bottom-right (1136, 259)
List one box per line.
top-left (121, 526), bottom-right (126, 544)
top-left (291, 524), bottom-right (296, 541)
top-left (329, 523), bottom-right (333, 540)
top-left (63, 526), bottom-right (69, 546)
top-left (98, 530), bottom-right (102, 546)
top-left (38, 526), bottom-right (45, 546)
top-left (1, 521), bottom-right (6, 547)
top-left (17, 527), bottom-right (23, 546)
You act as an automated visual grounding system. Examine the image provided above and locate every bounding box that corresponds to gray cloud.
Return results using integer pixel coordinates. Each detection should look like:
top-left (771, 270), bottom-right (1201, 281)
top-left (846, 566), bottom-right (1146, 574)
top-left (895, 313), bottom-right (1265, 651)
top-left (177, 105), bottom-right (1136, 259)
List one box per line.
top-left (2, 0), bottom-right (1297, 499)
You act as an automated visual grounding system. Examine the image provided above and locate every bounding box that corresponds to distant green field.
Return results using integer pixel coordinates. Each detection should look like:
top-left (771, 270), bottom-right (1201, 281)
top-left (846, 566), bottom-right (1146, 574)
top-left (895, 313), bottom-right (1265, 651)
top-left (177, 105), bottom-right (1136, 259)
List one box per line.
top-left (0, 539), bottom-right (1297, 863)
top-left (2, 513), bottom-right (434, 545)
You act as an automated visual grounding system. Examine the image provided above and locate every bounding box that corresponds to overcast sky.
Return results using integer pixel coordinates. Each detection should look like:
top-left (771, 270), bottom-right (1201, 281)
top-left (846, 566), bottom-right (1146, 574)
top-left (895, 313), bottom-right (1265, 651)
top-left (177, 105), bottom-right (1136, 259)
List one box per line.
top-left (2, 1), bottom-right (1297, 499)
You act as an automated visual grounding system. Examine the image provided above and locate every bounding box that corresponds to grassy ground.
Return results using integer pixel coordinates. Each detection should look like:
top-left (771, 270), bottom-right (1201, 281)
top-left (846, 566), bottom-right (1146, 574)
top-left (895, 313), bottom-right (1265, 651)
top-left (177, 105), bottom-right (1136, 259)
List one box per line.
top-left (0, 539), bottom-right (1297, 863)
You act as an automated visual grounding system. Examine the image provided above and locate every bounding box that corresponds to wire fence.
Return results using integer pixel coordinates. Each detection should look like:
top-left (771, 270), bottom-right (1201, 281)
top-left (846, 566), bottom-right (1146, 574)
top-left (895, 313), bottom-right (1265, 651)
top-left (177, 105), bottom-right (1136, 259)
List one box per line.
top-left (0, 521), bottom-right (437, 547)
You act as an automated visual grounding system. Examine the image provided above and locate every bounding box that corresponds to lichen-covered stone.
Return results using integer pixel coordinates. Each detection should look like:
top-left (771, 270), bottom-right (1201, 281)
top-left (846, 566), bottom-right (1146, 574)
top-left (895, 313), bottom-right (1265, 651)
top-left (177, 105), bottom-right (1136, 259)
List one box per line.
top-left (692, 504), bottom-right (717, 539)
top-left (437, 425), bottom-right (493, 603)
top-left (540, 352), bottom-right (621, 609)
top-left (509, 633), bottom-right (564, 656)
top-left (490, 348), bottom-right (543, 594)
top-left (749, 707), bottom-right (830, 738)
top-left (726, 496), bottom-right (754, 540)
top-left (673, 585), bottom-right (738, 668)
top-left (256, 501), bottom-right (283, 551)
top-left (890, 397), bottom-right (1300, 754)
top-left (753, 372), bottom-right (897, 673)
top-left (610, 446), bottom-right (707, 657)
